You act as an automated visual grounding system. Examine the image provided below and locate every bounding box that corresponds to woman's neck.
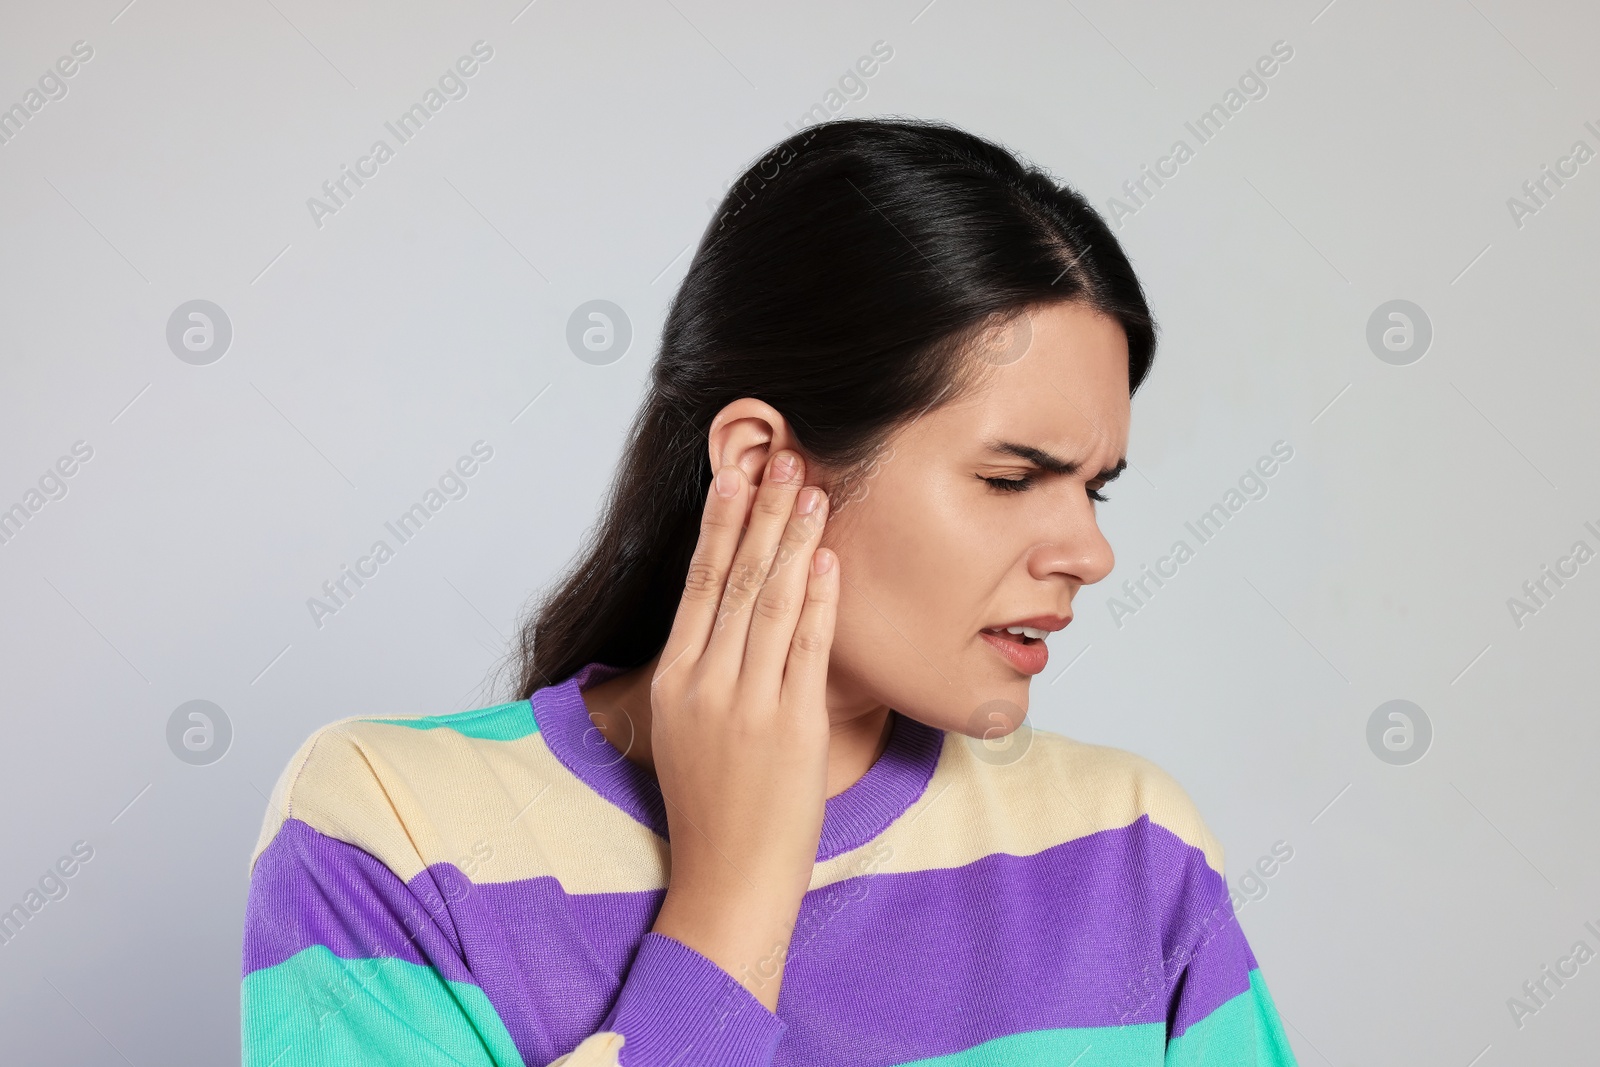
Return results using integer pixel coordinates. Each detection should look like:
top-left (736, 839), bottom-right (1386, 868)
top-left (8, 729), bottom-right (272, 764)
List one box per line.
top-left (580, 654), bottom-right (896, 799)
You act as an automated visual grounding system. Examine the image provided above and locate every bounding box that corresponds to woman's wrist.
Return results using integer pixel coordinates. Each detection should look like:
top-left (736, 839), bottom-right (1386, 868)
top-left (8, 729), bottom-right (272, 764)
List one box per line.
top-left (651, 883), bottom-right (803, 1012)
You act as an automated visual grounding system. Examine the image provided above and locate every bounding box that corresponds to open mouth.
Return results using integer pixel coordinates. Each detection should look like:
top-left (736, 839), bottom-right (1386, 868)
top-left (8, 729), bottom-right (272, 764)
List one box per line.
top-left (980, 625), bottom-right (1049, 645)
top-left (978, 622), bottom-right (1064, 676)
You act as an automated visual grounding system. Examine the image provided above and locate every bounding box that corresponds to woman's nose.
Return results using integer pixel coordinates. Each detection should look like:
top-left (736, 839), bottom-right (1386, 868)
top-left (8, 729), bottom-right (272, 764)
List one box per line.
top-left (1026, 513), bottom-right (1114, 587)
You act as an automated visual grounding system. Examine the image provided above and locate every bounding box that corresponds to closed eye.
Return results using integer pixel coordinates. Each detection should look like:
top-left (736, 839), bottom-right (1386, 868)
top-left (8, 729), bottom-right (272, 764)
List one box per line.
top-left (979, 472), bottom-right (1110, 502)
top-left (983, 441), bottom-right (1125, 504)
top-left (981, 474), bottom-right (1034, 493)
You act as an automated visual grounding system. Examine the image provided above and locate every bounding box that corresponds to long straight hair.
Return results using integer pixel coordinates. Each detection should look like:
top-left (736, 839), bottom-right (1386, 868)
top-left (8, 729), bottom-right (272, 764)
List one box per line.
top-left (508, 118), bottom-right (1157, 700)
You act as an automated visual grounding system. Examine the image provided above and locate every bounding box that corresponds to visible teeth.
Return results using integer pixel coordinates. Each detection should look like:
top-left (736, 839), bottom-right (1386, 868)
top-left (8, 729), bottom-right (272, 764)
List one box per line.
top-left (1004, 626), bottom-right (1049, 640)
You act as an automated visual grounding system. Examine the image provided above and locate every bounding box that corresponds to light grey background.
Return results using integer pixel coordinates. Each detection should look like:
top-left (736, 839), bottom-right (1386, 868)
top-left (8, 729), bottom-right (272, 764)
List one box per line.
top-left (2, 0), bottom-right (1596, 1063)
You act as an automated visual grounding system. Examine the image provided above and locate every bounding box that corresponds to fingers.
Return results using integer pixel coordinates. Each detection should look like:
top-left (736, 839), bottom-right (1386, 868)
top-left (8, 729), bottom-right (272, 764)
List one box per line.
top-left (657, 465), bottom-right (751, 683)
top-left (700, 450), bottom-right (806, 681)
top-left (741, 485), bottom-right (829, 689)
top-left (780, 547), bottom-right (839, 710)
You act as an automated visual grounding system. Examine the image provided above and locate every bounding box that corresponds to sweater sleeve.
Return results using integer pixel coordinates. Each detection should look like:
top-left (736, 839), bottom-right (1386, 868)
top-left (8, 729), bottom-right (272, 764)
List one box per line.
top-left (241, 725), bottom-right (785, 1067)
top-left (1161, 876), bottom-right (1299, 1066)
top-left (241, 814), bottom-right (529, 1066)
top-left (595, 933), bottom-right (787, 1065)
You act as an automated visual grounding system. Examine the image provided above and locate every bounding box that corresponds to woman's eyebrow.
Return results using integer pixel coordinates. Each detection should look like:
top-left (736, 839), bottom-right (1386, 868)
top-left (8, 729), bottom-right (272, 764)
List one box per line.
top-left (987, 441), bottom-right (1126, 482)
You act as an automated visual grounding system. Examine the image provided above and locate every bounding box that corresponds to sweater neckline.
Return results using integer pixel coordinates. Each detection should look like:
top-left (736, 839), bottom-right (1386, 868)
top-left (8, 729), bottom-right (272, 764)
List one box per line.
top-left (531, 662), bottom-right (944, 863)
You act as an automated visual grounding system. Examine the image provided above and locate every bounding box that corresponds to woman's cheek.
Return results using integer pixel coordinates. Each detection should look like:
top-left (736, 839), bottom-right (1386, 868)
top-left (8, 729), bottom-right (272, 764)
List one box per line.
top-left (822, 496), bottom-right (960, 711)
top-left (882, 496), bottom-right (994, 687)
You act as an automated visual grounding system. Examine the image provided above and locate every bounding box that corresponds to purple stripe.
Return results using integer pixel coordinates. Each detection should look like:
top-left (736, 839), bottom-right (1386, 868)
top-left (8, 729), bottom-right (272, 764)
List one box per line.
top-left (248, 811), bottom-right (1252, 1064)
top-left (245, 817), bottom-right (661, 1062)
top-left (472, 813), bottom-right (1248, 1061)
top-left (771, 814), bottom-right (1252, 1062)
top-left (605, 934), bottom-right (786, 1066)
top-left (243, 818), bottom-right (471, 983)
top-left (441, 874), bottom-right (661, 1060)
top-left (533, 664), bottom-right (944, 862)
top-left (531, 662), bottom-right (667, 838)
top-left (817, 715), bottom-right (942, 862)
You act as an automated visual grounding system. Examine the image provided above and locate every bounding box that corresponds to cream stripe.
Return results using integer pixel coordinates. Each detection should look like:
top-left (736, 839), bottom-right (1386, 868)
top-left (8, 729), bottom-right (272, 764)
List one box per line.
top-left (809, 729), bottom-right (1226, 890)
top-left (250, 719), bottom-right (668, 894)
top-left (249, 712), bottom-right (374, 874)
top-left (251, 718), bottom-right (1220, 897)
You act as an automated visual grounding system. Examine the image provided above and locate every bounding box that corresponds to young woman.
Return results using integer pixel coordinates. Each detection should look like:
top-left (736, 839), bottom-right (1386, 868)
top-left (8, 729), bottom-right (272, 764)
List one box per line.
top-left (242, 119), bottom-right (1298, 1066)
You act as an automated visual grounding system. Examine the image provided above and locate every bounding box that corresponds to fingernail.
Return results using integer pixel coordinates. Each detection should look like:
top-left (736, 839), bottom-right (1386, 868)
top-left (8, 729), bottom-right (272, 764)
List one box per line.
top-left (796, 487), bottom-right (823, 515)
top-left (715, 467), bottom-right (740, 497)
top-left (771, 451), bottom-right (799, 482)
top-left (812, 549), bottom-right (834, 574)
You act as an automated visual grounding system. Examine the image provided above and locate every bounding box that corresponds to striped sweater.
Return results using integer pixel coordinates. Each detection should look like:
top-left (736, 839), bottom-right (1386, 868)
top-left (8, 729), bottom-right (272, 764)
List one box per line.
top-left (242, 662), bottom-right (1299, 1066)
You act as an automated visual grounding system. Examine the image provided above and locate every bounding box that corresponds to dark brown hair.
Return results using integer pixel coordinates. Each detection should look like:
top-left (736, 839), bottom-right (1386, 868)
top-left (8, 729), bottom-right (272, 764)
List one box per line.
top-left (506, 118), bottom-right (1157, 699)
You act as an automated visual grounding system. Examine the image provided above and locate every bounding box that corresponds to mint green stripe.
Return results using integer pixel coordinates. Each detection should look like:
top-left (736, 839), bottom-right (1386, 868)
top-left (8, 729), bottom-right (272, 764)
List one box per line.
top-left (894, 969), bottom-right (1296, 1066)
top-left (365, 700), bottom-right (538, 742)
top-left (243, 945), bottom-right (525, 1067)
top-left (1166, 969), bottom-right (1299, 1067)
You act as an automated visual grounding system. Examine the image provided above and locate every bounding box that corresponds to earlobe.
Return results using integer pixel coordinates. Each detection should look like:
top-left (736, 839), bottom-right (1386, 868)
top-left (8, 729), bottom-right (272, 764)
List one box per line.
top-left (706, 398), bottom-right (798, 486)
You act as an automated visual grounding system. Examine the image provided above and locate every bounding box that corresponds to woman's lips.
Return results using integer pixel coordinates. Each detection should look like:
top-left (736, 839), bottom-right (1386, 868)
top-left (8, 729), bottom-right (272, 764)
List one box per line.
top-left (979, 629), bottom-right (1050, 675)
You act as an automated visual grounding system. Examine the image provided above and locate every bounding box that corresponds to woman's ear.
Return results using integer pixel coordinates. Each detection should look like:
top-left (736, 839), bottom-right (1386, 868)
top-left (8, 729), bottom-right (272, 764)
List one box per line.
top-left (707, 398), bottom-right (803, 486)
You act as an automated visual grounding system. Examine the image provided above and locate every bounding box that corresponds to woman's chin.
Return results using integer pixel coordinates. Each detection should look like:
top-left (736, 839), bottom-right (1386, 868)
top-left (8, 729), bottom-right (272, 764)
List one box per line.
top-left (831, 644), bottom-right (1034, 736)
top-left (899, 674), bottom-right (1033, 738)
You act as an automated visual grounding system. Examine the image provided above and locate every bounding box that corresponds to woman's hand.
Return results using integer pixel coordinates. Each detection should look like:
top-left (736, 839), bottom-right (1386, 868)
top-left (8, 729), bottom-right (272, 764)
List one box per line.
top-left (647, 449), bottom-right (838, 1012)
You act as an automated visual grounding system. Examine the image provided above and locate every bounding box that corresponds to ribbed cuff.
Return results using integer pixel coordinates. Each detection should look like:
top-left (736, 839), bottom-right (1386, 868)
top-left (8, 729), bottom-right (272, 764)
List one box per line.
top-left (603, 933), bottom-right (786, 1066)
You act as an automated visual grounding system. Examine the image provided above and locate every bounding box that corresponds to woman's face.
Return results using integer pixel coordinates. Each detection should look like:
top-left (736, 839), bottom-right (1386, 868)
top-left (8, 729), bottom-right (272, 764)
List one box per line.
top-left (820, 300), bottom-right (1130, 738)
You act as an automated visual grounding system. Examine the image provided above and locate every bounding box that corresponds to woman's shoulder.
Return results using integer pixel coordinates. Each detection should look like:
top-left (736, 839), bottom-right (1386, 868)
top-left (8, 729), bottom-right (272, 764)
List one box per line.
top-left (929, 725), bottom-right (1226, 877)
top-left (246, 700), bottom-right (541, 877)
top-left (247, 696), bottom-right (667, 893)
top-left (1031, 727), bottom-right (1225, 874)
